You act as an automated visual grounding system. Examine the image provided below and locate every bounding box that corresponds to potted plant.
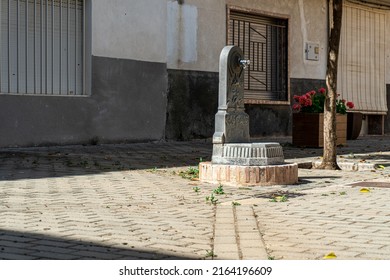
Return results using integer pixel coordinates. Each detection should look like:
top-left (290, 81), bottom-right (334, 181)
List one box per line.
top-left (292, 88), bottom-right (354, 147)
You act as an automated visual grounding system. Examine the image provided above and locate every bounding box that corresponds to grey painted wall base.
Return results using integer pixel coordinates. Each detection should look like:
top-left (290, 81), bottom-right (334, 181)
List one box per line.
top-left (165, 69), bottom-right (219, 140)
top-left (246, 104), bottom-right (291, 137)
top-left (165, 75), bottom-right (330, 140)
top-left (2, 69), bottom-right (387, 148)
top-left (290, 78), bottom-right (326, 95)
top-left (0, 56), bottom-right (167, 147)
top-left (246, 78), bottom-right (327, 137)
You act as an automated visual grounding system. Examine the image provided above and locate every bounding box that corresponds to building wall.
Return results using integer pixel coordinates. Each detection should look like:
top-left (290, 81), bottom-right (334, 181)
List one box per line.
top-left (166, 0), bottom-right (329, 139)
top-left (0, 0), bottom-right (168, 147)
top-left (166, 0), bottom-right (328, 77)
top-left (92, 0), bottom-right (167, 63)
top-left (0, 0), bottom-right (388, 147)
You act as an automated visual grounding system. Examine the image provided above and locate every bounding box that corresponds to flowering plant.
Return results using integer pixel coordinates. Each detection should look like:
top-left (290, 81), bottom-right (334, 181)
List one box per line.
top-left (292, 88), bottom-right (354, 114)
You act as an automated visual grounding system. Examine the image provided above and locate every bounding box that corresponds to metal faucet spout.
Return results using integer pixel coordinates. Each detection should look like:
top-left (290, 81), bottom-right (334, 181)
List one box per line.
top-left (239, 59), bottom-right (250, 69)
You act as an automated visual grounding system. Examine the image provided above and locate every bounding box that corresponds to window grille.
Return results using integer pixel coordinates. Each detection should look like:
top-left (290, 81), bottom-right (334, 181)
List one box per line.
top-left (228, 10), bottom-right (288, 102)
top-left (0, 0), bottom-right (85, 95)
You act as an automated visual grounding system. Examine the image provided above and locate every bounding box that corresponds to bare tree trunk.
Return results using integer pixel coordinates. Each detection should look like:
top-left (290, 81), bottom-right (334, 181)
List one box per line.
top-left (317, 0), bottom-right (343, 170)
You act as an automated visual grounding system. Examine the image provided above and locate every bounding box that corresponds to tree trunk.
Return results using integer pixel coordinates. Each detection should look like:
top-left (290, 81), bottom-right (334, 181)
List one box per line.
top-left (317, 0), bottom-right (343, 170)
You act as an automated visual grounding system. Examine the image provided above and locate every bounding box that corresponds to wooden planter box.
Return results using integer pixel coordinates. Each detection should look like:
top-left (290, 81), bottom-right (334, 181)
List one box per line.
top-left (292, 113), bottom-right (347, 147)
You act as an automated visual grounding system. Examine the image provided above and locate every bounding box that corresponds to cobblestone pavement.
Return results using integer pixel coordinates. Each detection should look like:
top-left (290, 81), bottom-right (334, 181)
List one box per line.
top-left (1, 136), bottom-right (390, 260)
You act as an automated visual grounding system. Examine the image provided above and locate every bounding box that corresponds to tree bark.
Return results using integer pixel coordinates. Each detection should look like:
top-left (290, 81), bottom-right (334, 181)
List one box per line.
top-left (317, 0), bottom-right (343, 170)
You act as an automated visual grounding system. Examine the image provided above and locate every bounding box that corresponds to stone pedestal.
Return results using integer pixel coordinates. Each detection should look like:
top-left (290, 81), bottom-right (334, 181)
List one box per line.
top-left (200, 45), bottom-right (298, 186)
top-left (212, 142), bottom-right (284, 166)
top-left (199, 162), bottom-right (298, 186)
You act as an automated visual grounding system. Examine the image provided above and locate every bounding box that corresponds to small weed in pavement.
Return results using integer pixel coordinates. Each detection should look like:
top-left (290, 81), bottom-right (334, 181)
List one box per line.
top-left (193, 186), bottom-right (201, 193)
top-left (206, 193), bottom-right (218, 205)
top-left (179, 166), bottom-right (199, 180)
top-left (232, 201), bottom-right (241, 206)
top-left (270, 195), bottom-right (288, 203)
top-left (213, 184), bottom-right (225, 195)
top-left (205, 250), bottom-right (217, 258)
top-left (339, 191), bottom-right (347, 196)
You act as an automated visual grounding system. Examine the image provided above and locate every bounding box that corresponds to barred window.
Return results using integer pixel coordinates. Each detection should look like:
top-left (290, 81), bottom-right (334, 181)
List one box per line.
top-left (0, 0), bottom-right (87, 95)
top-left (228, 8), bottom-right (288, 103)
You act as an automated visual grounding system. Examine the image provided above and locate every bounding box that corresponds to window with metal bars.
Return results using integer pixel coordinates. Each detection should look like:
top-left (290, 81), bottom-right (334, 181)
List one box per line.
top-left (228, 9), bottom-right (288, 102)
top-left (0, 0), bottom-right (86, 95)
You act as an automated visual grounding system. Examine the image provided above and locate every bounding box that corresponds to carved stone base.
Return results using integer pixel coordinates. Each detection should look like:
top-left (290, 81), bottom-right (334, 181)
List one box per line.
top-left (212, 142), bottom-right (285, 166)
top-left (199, 162), bottom-right (298, 186)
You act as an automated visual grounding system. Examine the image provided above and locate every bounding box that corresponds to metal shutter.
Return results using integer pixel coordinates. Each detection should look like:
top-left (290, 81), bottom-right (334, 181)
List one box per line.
top-left (0, 0), bottom-right (84, 95)
top-left (337, 1), bottom-right (388, 114)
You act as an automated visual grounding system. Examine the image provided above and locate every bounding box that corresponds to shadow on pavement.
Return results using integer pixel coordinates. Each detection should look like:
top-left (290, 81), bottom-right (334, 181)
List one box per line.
top-left (0, 141), bottom-right (212, 181)
top-left (1, 136), bottom-right (390, 181)
top-left (279, 136), bottom-right (390, 160)
top-left (0, 229), bottom-right (196, 260)
top-left (297, 176), bottom-right (342, 185)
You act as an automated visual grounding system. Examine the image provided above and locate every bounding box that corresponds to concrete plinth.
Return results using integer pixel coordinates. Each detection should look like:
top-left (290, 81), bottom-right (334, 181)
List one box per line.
top-left (212, 142), bottom-right (285, 166)
top-left (199, 162), bottom-right (298, 186)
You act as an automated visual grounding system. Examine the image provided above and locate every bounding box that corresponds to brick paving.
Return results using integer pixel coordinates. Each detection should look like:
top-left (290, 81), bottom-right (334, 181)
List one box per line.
top-left (0, 137), bottom-right (390, 259)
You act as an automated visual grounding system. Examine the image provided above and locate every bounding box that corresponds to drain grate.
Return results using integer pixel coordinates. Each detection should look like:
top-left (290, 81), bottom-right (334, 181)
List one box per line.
top-left (348, 182), bottom-right (390, 189)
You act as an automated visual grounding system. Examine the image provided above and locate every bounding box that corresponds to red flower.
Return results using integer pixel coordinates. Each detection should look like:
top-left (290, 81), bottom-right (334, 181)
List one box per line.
top-left (292, 104), bottom-right (301, 111)
top-left (293, 95), bottom-right (300, 102)
top-left (346, 101), bottom-right (354, 109)
top-left (305, 98), bottom-right (312, 106)
top-left (292, 88), bottom-right (353, 114)
top-left (299, 95), bottom-right (307, 105)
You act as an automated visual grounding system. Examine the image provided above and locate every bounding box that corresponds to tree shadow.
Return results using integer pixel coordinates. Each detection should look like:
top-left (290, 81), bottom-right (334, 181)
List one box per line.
top-left (297, 176), bottom-right (341, 185)
top-left (253, 190), bottom-right (307, 200)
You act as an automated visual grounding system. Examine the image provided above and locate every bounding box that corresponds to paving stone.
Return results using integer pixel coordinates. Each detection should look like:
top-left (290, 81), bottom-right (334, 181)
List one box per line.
top-left (2, 137), bottom-right (390, 260)
top-left (214, 252), bottom-right (240, 260)
top-left (0, 252), bottom-right (38, 260)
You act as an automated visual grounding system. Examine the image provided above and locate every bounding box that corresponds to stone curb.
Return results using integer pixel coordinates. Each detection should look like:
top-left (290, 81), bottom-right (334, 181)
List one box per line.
top-left (298, 161), bottom-right (378, 171)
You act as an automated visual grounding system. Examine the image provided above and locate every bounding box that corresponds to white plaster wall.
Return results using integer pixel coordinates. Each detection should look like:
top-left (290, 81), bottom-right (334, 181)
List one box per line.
top-left (224, 0), bottom-right (328, 80)
top-left (91, 0), bottom-right (167, 63)
top-left (166, 0), bottom-right (328, 79)
top-left (91, 0), bottom-right (390, 83)
top-left (91, 0), bottom-right (328, 78)
top-left (167, 0), bottom-right (226, 71)
top-left (293, 0), bottom-right (328, 79)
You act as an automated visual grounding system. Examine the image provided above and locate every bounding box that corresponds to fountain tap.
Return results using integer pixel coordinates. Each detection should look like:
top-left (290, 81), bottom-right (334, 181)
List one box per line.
top-left (239, 59), bottom-right (250, 69)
